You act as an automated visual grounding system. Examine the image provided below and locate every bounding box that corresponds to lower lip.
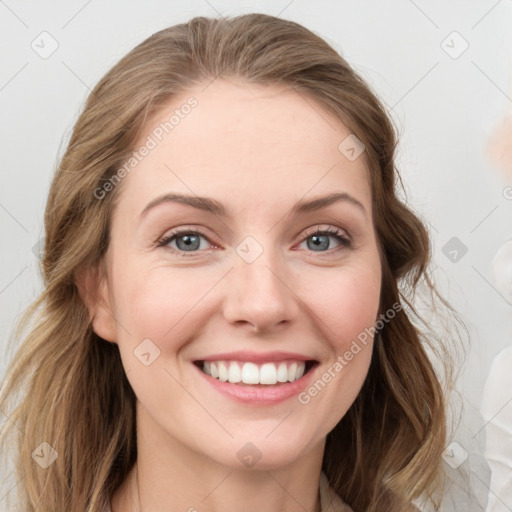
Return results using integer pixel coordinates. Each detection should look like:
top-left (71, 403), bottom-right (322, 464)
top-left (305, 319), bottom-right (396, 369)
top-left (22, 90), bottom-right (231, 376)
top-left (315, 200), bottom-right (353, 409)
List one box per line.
top-left (193, 362), bottom-right (318, 405)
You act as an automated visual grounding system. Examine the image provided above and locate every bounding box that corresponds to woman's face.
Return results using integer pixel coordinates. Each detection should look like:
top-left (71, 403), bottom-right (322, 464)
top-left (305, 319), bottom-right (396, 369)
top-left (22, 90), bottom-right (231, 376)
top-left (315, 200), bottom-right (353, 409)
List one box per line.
top-left (91, 79), bottom-right (382, 470)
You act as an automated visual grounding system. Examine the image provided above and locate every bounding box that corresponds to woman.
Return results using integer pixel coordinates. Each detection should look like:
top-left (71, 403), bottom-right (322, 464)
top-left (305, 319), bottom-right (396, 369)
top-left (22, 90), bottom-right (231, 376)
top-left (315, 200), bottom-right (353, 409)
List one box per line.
top-left (0, 13), bottom-right (464, 512)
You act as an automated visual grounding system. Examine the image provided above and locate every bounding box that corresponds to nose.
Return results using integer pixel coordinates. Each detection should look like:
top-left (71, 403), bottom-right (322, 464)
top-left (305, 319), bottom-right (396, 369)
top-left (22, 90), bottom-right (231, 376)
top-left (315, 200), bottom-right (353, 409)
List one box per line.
top-left (222, 247), bottom-right (300, 334)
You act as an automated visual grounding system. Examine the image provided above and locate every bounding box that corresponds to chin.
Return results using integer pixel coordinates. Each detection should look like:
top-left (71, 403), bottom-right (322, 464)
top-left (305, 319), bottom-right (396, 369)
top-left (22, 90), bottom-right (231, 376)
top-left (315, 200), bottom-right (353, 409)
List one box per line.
top-left (204, 436), bottom-right (316, 472)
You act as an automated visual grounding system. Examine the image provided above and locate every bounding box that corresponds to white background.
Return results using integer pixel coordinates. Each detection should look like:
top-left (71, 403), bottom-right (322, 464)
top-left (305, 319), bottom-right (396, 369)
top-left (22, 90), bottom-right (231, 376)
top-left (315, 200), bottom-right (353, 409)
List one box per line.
top-left (1, 1), bottom-right (512, 510)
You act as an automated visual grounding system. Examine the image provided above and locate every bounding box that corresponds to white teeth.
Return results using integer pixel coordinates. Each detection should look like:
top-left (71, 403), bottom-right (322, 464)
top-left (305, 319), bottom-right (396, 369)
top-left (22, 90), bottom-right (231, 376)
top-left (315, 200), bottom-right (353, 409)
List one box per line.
top-left (201, 360), bottom-right (308, 385)
top-left (218, 361), bottom-right (229, 382)
top-left (288, 362), bottom-right (297, 382)
top-left (228, 361), bottom-right (242, 383)
top-left (259, 363), bottom-right (277, 385)
top-left (276, 362), bottom-right (288, 382)
top-left (241, 362), bottom-right (260, 384)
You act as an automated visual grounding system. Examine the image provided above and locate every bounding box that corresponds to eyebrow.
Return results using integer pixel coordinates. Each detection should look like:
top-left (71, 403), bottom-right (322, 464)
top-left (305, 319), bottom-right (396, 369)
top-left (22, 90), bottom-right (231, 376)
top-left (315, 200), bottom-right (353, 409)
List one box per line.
top-left (140, 192), bottom-right (367, 219)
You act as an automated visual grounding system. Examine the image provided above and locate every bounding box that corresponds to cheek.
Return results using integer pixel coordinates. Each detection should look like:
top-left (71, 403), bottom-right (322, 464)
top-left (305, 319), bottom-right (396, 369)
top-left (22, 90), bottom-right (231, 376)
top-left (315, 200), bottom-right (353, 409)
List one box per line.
top-left (297, 267), bottom-right (379, 426)
top-left (302, 264), bottom-right (381, 350)
top-left (112, 263), bottom-right (218, 344)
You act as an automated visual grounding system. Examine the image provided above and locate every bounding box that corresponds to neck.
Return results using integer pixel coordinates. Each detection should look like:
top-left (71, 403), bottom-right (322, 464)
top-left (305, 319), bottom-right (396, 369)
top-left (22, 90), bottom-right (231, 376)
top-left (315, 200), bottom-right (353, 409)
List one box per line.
top-left (111, 406), bottom-right (326, 512)
top-left (133, 460), bottom-right (323, 512)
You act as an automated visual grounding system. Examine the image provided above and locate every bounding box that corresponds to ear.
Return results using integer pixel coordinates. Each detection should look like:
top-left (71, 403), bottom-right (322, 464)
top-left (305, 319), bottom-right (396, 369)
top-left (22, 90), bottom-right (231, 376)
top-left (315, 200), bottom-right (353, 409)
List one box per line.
top-left (75, 262), bottom-right (118, 343)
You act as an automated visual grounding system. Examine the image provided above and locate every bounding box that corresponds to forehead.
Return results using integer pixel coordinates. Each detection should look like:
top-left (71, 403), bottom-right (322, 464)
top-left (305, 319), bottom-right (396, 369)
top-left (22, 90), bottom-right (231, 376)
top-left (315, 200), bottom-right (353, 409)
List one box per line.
top-left (116, 79), bottom-right (372, 220)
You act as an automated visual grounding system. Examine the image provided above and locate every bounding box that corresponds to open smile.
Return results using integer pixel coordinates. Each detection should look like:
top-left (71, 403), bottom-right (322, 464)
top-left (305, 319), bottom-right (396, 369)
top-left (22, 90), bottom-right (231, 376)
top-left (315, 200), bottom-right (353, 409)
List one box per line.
top-left (192, 359), bottom-right (319, 404)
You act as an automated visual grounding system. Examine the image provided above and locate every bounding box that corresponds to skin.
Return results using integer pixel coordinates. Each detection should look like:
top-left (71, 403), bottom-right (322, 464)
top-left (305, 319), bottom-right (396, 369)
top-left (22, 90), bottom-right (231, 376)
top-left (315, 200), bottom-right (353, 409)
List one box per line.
top-left (83, 78), bottom-right (382, 512)
top-left (486, 112), bottom-right (512, 184)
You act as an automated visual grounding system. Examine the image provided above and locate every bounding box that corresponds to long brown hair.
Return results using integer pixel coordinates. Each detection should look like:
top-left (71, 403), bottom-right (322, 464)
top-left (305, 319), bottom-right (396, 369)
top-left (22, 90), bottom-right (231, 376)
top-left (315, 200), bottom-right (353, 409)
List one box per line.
top-left (0, 13), bottom-right (466, 512)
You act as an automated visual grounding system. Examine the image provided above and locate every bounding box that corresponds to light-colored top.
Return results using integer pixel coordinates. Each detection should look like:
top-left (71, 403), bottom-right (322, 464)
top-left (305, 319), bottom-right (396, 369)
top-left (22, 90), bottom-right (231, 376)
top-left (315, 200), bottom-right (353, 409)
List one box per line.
top-left (481, 346), bottom-right (512, 511)
top-left (103, 470), bottom-right (353, 511)
top-left (318, 471), bottom-right (354, 511)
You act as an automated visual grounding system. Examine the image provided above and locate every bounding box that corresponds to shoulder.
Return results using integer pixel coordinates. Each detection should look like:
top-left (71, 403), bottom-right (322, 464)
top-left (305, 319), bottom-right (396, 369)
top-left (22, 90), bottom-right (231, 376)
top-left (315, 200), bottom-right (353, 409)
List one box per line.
top-left (319, 472), bottom-right (423, 512)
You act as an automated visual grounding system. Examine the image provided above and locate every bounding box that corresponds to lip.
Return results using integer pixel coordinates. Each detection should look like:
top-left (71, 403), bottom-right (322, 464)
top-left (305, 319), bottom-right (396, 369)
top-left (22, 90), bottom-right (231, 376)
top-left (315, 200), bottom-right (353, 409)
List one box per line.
top-left (195, 350), bottom-right (315, 364)
top-left (192, 359), bottom-right (319, 405)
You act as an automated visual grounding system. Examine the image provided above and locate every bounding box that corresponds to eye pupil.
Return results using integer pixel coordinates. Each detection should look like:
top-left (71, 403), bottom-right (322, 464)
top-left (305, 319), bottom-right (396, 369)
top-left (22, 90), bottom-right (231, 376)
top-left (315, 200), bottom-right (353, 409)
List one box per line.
top-left (308, 234), bottom-right (329, 251)
top-left (177, 234), bottom-right (200, 251)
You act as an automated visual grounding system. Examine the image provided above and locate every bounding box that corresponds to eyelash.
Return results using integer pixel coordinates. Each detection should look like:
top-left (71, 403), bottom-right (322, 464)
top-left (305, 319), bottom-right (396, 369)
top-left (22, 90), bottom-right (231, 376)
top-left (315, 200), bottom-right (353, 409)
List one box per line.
top-left (156, 225), bottom-right (352, 257)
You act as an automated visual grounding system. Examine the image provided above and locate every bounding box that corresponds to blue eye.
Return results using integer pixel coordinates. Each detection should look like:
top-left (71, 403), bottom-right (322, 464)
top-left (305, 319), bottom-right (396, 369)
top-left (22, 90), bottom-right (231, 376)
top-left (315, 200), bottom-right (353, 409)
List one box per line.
top-left (299, 226), bottom-right (352, 252)
top-left (157, 226), bottom-right (352, 256)
top-left (160, 231), bottom-right (206, 252)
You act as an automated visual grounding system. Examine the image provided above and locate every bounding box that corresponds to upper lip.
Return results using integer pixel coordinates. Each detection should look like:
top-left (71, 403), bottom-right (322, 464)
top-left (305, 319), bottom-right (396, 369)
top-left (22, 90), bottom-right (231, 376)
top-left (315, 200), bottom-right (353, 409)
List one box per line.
top-left (195, 351), bottom-right (317, 363)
